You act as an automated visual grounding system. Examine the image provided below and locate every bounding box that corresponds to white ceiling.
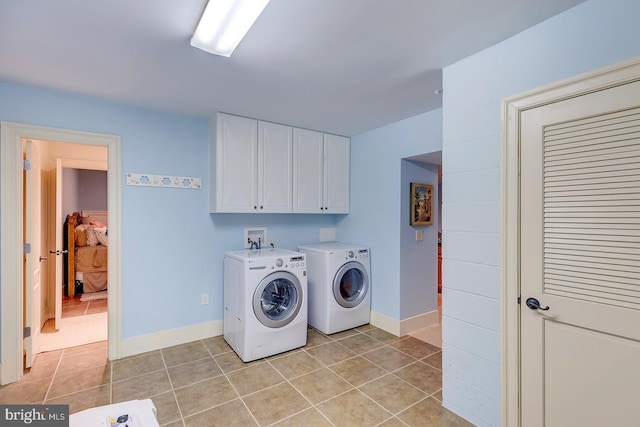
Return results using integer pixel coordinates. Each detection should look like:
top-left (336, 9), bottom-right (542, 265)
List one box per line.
top-left (0, 0), bottom-right (585, 137)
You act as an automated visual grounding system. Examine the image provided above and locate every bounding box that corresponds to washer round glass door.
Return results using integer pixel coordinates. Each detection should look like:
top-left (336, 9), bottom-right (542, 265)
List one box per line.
top-left (333, 261), bottom-right (369, 308)
top-left (253, 271), bottom-right (303, 328)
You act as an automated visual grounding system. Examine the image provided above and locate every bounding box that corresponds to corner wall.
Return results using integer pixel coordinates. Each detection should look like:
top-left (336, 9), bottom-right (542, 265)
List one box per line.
top-left (337, 110), bottom-right (442, 327)
top-left (441, 0), bottom-right (640, 425)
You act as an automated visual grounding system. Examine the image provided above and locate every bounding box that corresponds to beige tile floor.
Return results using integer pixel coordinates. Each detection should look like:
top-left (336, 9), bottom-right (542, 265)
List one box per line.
top-left (408, 293), bottom-right (443, 348)
top-left (0, 323), bottom-right (472, 426)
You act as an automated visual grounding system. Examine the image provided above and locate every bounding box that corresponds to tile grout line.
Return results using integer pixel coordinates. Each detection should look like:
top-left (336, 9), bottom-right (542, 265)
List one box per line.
top-left (204, 340), bottom-right (261, 427)
top-left (261, 329), bottom-right (412, 425)
top-left (263, 355), bottom-right (336, 427)
top-left (320, 329), bottom-right (444, 418)
top-left (316, 341), bottom-right (421, 421)
top-left (41, 349), bottom-right (65, 403)
top-left (158, 346), bottom-right (187, 427)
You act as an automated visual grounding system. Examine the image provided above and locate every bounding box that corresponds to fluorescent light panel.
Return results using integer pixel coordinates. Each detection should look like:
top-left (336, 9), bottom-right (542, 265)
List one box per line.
top-left (191, 0), bottom-right (270, 57)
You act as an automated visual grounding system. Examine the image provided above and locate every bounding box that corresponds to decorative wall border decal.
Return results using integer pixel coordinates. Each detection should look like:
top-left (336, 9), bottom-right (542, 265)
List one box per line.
top-left (126, 173), bottom-right (202, 190)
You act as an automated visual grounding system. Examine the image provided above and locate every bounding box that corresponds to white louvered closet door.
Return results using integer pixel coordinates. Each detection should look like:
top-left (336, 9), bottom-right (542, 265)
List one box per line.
top-left (520, 79), bottom-right (640, 427)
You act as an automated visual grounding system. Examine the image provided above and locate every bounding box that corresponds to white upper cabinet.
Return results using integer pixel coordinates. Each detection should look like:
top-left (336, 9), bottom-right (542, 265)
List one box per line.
top-left (211, 113), bottom-right (257, 213)
top-left (211, 113), bottom-right (293, 213)
top-left (211, 112), bottom-right (349, 214)
top-left (293, 129), bottom-right (350, 214)
top-left (257, 121), bottom-right (293, 213)
top-left (323, 133), bottom-right (350, 213)
top-left (292, 128), bottom-right (324, 213)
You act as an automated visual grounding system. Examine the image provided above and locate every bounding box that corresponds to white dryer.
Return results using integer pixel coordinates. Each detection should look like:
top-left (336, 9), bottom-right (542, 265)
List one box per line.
top-left (297, 243), bottom-right (371, 335)
top-left (224, 248), bottom-right (307, 362)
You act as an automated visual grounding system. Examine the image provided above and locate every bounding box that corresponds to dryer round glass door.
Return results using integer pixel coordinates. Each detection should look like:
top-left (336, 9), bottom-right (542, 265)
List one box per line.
top-left (333, 261), bottom-right (369, 308)
top-left (253, 271), bottom-right (303, 328)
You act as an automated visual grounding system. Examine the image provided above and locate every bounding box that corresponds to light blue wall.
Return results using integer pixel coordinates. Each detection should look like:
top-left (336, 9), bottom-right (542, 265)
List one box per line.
top-left (338, 110), bottom-right (442, 321)
top-left (441, 0), bottom-right (640, 425)
top-left (400, 160), bottom-right (439, 319)
top-left (0, 81), bottom-right (337, 338)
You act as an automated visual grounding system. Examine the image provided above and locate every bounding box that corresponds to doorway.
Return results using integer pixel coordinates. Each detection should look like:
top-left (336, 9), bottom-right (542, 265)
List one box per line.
top-left (503, 57), bottom-right (640, 425)
top-left (402, 153), bottom-right (442, 346)
top-left (1, 121), bottom-right (122, 385)
top-left (38, 162), bottom-right (109, 353)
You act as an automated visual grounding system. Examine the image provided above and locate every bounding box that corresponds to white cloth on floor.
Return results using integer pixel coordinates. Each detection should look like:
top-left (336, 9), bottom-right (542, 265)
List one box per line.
top-left (69, 399), bottom-right (159, 427)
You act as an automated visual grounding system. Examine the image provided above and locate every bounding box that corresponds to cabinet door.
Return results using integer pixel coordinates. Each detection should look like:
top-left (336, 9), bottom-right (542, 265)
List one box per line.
top-left (293, 128), bottom-right (324, 213)
top-left (324, 134), bottom-right (350, 213)
top-left (258, 121), bottom-right (293, 213)
top-left (215, 113), bottom-right (257, 212)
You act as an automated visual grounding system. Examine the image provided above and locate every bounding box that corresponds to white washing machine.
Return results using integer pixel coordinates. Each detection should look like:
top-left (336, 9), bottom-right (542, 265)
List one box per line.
top-left (297, 243), bottom-right (371, 335)
top-left (224, 248), bottom-right (307, 362)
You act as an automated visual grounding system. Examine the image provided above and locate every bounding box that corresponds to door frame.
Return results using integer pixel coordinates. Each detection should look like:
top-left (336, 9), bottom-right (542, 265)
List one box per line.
top-left (502, 56), bottom-right (640, 425)
top-left (0, 121), bottom-right (122, 385)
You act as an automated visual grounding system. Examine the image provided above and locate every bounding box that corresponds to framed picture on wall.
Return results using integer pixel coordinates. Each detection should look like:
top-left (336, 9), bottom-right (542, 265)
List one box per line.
top-left (410, 182), bottom-right (433, 226)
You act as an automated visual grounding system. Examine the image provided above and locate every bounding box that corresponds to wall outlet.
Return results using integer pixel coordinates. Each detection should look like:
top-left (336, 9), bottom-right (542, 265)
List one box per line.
top-left (201, 293), bottom-right (209, 305)
top-left (269, 237), bottom-right (275, 247)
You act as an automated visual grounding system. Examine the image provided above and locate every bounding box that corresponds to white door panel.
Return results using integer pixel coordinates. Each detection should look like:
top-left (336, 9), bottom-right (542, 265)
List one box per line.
top-left (24, 141), bottom-right (35, 368)
top-left (545, 321), bottom-right (640, 426)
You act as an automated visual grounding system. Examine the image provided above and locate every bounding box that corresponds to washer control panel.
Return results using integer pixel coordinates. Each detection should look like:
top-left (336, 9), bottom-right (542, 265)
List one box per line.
top-left (288, 255), bottom-right (305, 269)
top-left (344, 248), bottom-right (369, 260)
top-left (269, 255), bottom-right (306, 270)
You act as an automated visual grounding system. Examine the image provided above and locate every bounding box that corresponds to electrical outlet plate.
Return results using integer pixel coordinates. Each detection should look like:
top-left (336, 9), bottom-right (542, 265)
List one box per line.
top-left (244, 227), bottom-right (267, 249)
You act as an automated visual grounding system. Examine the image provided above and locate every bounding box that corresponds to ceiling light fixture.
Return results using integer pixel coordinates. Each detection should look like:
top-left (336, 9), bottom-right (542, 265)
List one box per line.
top-left (191, 0), bottom-right (270, 57)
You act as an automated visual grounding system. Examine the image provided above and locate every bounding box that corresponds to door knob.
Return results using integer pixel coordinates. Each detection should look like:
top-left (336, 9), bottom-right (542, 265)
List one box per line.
top-left (39, 256), bottom-right (48, 262)
top-left (526, 297), bottom-right (549, 311)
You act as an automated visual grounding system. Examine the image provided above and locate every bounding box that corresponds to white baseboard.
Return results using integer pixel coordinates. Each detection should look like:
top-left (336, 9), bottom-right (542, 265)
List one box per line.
top-left (121, 320), bottom-right (223, 358)
top-left (119, 310), bottom-right (439, 359)
top-left (370, 310), bottom-right (439, 337)
top-left (400, 310), bottom-right (440, 336)
top-left (370, 311), bottom-right (401, 336)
